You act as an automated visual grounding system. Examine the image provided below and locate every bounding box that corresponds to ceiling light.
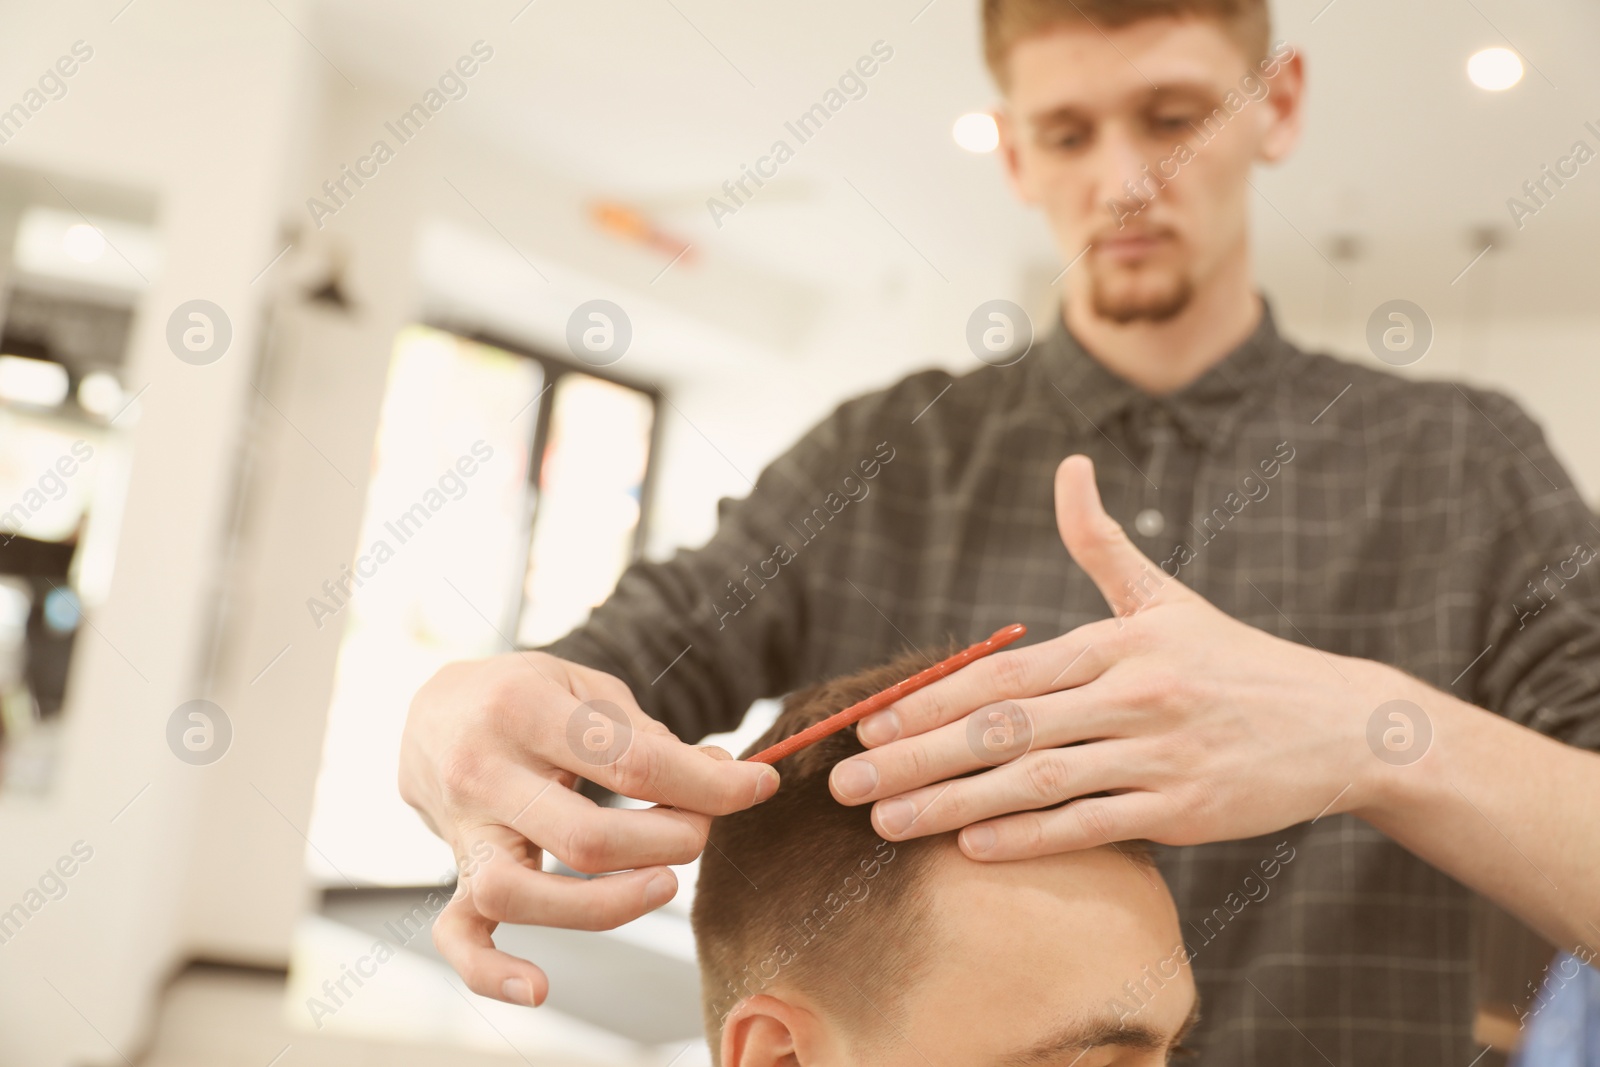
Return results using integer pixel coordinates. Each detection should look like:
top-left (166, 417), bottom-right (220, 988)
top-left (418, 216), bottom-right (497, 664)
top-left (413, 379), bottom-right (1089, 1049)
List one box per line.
top-left (0, 355), bottom-right (70, 408)
top-left (1468, 47), bottom-right (1523, 91)
top-left (63, 222), bottom-right (106, 263)
top-left (953, 112), bottom-right (999, 153)
top-left (78, 370), bottom-right (124, 417)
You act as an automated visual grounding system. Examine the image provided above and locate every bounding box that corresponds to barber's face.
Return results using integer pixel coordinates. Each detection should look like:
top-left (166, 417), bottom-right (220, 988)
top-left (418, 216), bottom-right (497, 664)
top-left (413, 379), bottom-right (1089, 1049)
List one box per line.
top-left (873, 845), bottom-right (1197, 1066)
top-left (997, 18), bottom-right (1301, 324)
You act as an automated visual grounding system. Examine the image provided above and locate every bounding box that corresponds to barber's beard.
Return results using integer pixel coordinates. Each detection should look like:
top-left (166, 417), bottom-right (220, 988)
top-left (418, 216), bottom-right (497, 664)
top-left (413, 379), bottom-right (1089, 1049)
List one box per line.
top-left (1088, 261), bottom-right (1194, 324)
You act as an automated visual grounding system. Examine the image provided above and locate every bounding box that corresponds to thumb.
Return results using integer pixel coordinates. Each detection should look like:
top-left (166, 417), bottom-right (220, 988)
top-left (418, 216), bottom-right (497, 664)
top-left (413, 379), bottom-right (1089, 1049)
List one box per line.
top-left (1055, 454), bottom-right (1178, 617)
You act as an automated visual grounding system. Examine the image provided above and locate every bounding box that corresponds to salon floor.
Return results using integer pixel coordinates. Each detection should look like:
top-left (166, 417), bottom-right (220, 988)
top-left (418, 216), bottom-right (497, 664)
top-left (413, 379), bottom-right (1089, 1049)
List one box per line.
top-left (140, 966), bottom-right (713, 1067)
top-left (142, 965), bottom-right (548, 1067)
top-left (138, 900), bottom-right (714, 1067)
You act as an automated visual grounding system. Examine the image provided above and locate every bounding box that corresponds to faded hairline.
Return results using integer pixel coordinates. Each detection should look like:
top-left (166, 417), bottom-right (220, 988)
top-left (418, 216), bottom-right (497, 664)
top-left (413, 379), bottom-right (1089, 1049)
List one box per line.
top-left (690, 649), bottom-right (955, 1061)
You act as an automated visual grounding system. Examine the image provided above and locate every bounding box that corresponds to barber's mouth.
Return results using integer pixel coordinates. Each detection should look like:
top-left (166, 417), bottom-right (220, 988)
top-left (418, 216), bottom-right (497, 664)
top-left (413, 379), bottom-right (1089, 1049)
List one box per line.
top-left (1093, 233), bottom-right (1169, 262)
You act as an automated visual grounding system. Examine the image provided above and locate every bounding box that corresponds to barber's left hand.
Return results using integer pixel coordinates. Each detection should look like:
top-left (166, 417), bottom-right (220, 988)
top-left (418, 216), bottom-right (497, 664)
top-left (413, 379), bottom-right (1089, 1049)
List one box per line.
top-left (828, 454), bottom-right (1407, 860)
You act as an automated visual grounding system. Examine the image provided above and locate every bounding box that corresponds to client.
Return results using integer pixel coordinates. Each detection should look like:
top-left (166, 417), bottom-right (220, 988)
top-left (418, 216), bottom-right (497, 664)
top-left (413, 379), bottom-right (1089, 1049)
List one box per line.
top-left (692, 649), bottom-right (1199, 1066)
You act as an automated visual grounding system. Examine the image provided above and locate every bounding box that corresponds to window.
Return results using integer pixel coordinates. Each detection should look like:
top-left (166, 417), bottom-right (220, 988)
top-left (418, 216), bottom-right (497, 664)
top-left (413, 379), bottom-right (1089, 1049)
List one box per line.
top-left (306, 325), bottom-right (657, 887)
top-left (516, 371), bottom-right (655, 647)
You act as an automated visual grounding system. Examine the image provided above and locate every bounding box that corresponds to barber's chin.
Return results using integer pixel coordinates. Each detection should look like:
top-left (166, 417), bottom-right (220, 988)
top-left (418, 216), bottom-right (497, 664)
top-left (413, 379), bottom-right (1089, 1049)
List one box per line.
top-left (1089, 272), bottom-right (1194, 325)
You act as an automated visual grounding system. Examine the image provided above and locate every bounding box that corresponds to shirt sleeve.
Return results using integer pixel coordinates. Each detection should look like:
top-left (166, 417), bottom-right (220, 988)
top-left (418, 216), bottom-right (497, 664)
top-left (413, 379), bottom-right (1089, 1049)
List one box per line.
top-left (1469, 390), bottom-right (1600, 752)
top-left (537, 395), bottom-right (878, 742)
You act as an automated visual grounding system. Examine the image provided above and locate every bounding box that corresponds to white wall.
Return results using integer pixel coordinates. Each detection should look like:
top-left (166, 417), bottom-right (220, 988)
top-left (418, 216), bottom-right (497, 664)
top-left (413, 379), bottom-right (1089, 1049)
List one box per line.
top-left (1259, 231), bottom-right (1600, 504)
top-left (0, 1), bottom-right (307, 1064)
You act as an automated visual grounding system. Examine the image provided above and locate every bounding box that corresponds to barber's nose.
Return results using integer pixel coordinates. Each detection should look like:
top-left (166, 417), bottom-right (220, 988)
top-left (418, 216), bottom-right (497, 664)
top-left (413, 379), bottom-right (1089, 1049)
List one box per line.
top-left (1093, 123), bottom-right (1156, 217)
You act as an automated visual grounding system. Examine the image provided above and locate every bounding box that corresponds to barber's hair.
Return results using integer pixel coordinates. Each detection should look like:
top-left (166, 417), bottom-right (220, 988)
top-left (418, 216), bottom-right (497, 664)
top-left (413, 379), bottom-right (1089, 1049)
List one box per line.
top-left (691, 649), bottom-right (950, 1060)
top-left (982, 0), bottom-right (1272, 87)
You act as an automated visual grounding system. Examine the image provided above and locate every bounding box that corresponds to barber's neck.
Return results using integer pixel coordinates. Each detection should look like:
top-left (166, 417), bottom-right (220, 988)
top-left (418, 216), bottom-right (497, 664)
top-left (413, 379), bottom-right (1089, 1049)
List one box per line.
top-left (1061, 242), bottom-right (1262, 398)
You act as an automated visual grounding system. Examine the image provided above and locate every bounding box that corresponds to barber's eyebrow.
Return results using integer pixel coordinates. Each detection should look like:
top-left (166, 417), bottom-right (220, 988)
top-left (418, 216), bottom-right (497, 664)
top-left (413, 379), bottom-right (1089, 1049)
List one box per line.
top-left (995, 994), bottom-right (1202, 1066)
top-left (1025, 80), bottom-right (1225, 127)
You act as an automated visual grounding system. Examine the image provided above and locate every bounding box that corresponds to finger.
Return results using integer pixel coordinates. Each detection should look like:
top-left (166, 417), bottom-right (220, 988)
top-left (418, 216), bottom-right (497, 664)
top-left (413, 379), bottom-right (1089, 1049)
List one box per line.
top-left (866, 741), bottom-right (1143, 840)
top-left (468, 837), bottom-right (680, 929)
top-left (574, 665), bottom-right (679, 743)
top-left (957, 790), bottom-right (1177, 860)
top-left (857, 621), bottom-right (1121, 747)
top-left (838, 688), bottom-right (1126, 804)
top-left (498, 771), bottom-right (713, 873)
top-left (528, 666), bottom-right (780, 814)
top-left (574, 728), bottom-right (780, 815)
top-left (433, 889), bottom-right (551, 1006)
top-left (832, 712), bottom-right (994, 805)
top-left (1055, 454), bottom-right (1181, 618)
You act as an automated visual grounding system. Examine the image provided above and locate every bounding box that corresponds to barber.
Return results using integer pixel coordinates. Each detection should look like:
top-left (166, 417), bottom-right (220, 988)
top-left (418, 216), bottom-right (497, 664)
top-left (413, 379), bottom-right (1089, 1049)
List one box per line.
top-left (401, 3), bottom-right (1600, 1061)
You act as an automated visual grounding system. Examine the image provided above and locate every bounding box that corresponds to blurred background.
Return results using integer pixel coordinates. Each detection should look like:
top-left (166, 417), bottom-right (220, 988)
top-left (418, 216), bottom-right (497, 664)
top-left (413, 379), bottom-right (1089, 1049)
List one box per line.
top-left (0, 0), bottom-right (1596, 1064)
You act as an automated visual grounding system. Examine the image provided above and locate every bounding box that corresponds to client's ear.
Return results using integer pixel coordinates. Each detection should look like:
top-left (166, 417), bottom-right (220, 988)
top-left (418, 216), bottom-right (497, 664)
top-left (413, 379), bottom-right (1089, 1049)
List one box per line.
top-left (720, 993), bottom-right (825, 1066)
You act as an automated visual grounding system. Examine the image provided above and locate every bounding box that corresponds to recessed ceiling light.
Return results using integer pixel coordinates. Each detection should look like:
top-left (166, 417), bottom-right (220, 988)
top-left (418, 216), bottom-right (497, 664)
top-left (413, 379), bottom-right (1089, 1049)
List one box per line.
top-left (63, 222), bottom-right (106, 263)
top-left (953, 112), bottom-right (999, 153)
top-left (1468, 47), bottom-right (1523, 91)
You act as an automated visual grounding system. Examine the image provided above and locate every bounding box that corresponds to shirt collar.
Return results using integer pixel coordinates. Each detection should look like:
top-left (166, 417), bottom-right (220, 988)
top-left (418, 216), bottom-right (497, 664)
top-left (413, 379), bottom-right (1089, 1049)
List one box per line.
top-left (1028, 295), bottom-right (1288, 445)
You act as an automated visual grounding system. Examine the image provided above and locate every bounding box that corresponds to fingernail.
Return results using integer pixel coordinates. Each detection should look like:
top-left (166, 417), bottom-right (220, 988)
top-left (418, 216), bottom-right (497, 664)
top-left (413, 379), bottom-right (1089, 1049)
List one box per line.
top-left (832, 759), bottom-right (878, 799)
top-left (502, 978), bottom-right (534, 1006)
top-left (645, 871), bottom-right (676, 906)
top-left (858, 709), bottom-right (901, 745)
top-left (753, 765), bottom-right (780, 803)
top-left (877, 798), bottom-right (915, 836)
top-left (964, 826), bottom-right (997, 854)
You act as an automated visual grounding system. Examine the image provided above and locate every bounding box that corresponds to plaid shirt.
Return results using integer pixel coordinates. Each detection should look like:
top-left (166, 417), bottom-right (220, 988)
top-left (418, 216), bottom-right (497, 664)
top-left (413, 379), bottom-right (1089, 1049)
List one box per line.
top-left (544, 297), bottom-right (1600, 1064)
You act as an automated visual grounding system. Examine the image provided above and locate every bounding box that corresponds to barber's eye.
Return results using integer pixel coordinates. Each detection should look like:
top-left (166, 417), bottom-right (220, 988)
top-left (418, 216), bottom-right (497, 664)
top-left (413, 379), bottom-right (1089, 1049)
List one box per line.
top-left (1040, 127), bottom-right (1088, 151)
top-left (1151, 114), bottom-right (1195, 133)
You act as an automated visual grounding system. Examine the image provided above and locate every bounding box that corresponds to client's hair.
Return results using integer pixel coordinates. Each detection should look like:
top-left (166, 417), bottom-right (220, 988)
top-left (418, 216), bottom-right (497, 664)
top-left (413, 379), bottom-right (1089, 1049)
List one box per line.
top-left (691, 645), bottom-right (1158, 1059)
top-left (692, 648), bottom-right (948, 1057)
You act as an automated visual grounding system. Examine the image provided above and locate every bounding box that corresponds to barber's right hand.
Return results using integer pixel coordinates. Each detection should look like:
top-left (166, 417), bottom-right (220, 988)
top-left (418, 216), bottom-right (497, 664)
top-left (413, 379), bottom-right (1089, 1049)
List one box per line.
top-left (398, 650), bottom-right (780, 1007)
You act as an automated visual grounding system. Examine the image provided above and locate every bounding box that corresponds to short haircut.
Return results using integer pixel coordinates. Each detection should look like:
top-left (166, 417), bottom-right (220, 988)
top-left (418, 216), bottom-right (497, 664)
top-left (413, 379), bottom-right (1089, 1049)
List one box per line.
top-left (692, 646), bottom-right (1156, 1059)
top-left (981, 0), bottom-right (1272, 88)
top-left (691, 649), bottom-right (947, 1059)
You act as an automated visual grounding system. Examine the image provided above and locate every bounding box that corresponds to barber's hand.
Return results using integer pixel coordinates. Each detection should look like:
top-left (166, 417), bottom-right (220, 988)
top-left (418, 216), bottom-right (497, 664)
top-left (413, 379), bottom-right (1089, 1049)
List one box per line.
top-left (399, 652), bottom-right (779, 1005)
top-left (828, 454), bottom-right (1394, 860)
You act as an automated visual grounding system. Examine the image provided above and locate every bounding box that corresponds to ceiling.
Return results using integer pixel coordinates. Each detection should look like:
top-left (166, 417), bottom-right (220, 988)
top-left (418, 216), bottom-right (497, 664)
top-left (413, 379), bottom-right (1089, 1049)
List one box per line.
top-left (301, 0), bottom-right (1600, 307)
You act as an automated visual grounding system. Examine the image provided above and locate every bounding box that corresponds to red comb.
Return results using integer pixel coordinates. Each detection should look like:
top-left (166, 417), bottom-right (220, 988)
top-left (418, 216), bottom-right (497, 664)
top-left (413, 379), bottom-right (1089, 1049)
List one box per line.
top-left (745, 624), bottom-right (1028, 766)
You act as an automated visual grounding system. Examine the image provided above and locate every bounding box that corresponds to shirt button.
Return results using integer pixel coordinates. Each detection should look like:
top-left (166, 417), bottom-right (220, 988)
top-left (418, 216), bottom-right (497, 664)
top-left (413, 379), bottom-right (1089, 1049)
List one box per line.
top-left (1134, 508), bottom-right (1165, 537)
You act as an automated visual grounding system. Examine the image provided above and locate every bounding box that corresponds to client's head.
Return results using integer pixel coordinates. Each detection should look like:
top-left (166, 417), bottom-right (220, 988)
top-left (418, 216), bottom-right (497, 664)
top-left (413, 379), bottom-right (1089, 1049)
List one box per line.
top-left (692, 648), bottom-right (1197, 1066)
